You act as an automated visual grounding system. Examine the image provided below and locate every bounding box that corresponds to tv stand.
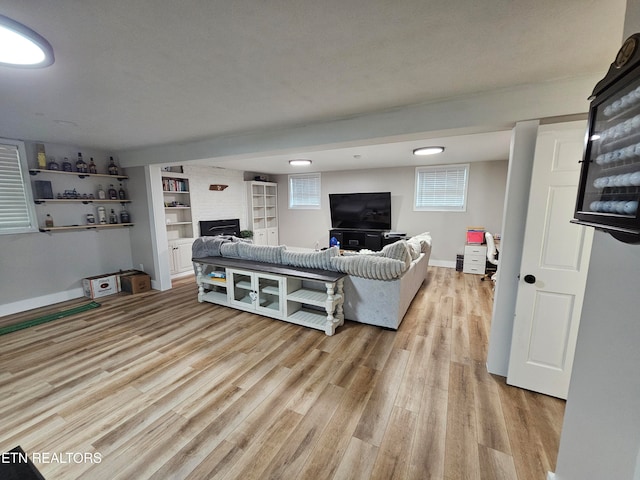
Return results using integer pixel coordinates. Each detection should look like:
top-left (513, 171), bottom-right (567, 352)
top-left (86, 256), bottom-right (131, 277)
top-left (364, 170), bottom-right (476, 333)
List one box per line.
top-left (329, 229), bottom-right (401, 251)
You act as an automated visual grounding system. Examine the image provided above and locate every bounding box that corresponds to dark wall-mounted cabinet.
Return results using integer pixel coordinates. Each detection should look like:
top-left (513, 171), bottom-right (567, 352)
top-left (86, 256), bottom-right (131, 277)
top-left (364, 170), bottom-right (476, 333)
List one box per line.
top-left (574, 33), bottom-right (640, 243)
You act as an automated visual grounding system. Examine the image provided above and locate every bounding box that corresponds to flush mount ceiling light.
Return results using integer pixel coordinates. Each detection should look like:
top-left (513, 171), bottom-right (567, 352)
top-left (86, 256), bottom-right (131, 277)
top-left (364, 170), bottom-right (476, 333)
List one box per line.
top-left (413, 146), bottom-right (445, 156)
top-left (289, 159), bottom-right (312, 166)
top-left (0, 14), bottom-right (54, 68)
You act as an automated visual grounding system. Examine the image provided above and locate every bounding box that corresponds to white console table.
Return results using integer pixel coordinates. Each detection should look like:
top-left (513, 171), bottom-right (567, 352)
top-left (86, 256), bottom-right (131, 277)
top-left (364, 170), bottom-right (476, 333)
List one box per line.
top-left (193, 256), bottom-right (346, 336)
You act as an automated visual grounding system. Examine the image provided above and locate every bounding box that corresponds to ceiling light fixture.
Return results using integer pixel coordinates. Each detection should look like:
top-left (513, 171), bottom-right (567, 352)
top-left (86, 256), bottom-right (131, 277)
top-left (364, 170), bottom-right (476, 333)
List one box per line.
top-left (289, 159), bottom-right (312, 166)
top-left (0, 15), bottom-right (54, 68)
top-left (413, 146), bottom-right (445, 156)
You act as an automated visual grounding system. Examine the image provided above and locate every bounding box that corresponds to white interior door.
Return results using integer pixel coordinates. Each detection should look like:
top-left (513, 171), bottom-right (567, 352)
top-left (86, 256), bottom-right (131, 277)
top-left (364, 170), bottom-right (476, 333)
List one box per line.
top-left (507, 121), bottom-right (594, 399)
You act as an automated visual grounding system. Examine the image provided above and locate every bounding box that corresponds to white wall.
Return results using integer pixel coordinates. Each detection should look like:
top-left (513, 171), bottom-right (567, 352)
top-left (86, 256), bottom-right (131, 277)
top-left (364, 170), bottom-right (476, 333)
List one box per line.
top-left (553, 2), bottom-right (640, 478)
top-left (554, 232), bottom-right (640, 479)
top-left (486, 120), bottom-right (539, 375)
top-left (0, 141), bottom-right (134, 315)
top-left (274, 160), bottom-right (508, 264)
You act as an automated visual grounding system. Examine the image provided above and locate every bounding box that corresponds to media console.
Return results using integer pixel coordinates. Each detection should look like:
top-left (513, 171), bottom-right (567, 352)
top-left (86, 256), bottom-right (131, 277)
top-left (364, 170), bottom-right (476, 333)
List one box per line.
top-left (329, 229), bottom-right (403, 251)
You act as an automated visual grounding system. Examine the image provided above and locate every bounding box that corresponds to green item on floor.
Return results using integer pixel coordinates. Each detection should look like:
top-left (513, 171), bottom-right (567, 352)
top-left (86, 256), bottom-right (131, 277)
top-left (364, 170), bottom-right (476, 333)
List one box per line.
top-left (0, 301), bottom-right (101, 336)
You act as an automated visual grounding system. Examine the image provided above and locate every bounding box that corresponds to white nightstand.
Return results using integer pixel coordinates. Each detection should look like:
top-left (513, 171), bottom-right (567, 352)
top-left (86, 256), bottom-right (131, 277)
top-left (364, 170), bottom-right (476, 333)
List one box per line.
top-left (463, 244), bottom-right (487, 275)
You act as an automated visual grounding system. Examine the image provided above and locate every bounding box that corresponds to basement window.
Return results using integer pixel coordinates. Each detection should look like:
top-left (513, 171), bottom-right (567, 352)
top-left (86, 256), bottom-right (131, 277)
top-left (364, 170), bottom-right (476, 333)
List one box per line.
top-left (0, 139), bottom-right (38, 234)
top-left (414, 164), bottom-right (469, 212)
top-left (289, 173), bottom-right (321, 209)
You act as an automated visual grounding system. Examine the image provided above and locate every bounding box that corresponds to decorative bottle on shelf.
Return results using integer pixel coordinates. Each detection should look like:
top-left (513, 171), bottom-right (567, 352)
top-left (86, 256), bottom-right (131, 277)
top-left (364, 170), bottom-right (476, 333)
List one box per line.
top-left (97, 184), bottom-right (106, 200)
top-left (107, 157), bottom-right (119, 176)
top-left (76, 152), bottom-right (87, 173)
top-left (45, 214), bottom-right (54, 228)
top-left (118, 183), bottom-right (126, 200)
top-left (119, 207), bottom-right (130, 224)
top-left (109, 209), bottom-right (118, 224)
top-left (61, 157), bottom-right (72, 172)
top-left (97, 206), bottom-right (107, 224)
top-left (88, 157), bottom-right (97, 174)
top-left (36, 143), bottom-right (47, 169)
top-left (108, 184), bottom-right (118, 200)
top-left (47, 157), bottom-right (60, 170)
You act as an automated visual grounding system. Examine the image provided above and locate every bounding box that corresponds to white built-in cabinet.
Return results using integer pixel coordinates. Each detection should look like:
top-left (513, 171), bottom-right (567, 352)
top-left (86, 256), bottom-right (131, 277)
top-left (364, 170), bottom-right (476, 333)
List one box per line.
top-left (169, 238), bottom-right (195, 274)
top-left (246, 181), bottom-right (278, 245)
top-left (162, 171), bottom-right (195, 275)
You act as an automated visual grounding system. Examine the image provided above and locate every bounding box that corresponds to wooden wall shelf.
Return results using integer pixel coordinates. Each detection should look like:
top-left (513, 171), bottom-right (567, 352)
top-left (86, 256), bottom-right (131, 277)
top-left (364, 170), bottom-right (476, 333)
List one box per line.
top-left (29, 169), bottom-right (128, 180)
top-left (39, 223), bottom-right (134, 232)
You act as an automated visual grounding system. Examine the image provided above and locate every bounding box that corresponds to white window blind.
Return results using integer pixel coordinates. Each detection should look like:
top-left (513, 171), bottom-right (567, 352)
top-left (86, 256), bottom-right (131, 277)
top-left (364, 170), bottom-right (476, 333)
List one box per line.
top-left (0, 140), bottom-right (38, 234)
top-left (289, 173), bottom-right (321, 209)
top-left (414, 164), bottom-right (469, 211)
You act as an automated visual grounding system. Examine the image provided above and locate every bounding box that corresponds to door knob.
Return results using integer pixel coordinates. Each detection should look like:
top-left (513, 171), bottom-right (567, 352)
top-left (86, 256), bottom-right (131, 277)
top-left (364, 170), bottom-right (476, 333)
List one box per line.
top-left (523, 274), bottom-right (536, 284)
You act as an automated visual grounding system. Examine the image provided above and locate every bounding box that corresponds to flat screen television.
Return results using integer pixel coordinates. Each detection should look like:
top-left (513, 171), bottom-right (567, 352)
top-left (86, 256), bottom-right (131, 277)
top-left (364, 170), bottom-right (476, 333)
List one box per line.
top-left (329, 192), bottom-right (391, 230)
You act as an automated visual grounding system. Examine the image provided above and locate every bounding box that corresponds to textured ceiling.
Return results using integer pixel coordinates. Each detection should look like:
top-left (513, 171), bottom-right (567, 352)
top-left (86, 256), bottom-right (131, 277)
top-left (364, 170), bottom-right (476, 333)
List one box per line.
top-left (0, 0), bottom-right (628, 171)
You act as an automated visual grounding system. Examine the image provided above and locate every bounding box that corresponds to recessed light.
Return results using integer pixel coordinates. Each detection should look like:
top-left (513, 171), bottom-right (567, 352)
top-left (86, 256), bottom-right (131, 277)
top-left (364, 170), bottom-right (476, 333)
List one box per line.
top-left (413, 146), bottom-right (445, 156)
top-left (289, 159), bottom-right (312, 166)
top-left (0, 15), bottom-right (54, 68)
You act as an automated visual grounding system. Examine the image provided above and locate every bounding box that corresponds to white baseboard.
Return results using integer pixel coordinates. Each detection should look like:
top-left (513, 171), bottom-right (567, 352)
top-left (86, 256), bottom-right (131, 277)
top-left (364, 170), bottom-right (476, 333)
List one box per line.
top-left (547, 472), bottom-right (556, 480)
top-left (0, 287), bottom-right (85, 317)
top-left (428, 259), bottom-right (456, 269)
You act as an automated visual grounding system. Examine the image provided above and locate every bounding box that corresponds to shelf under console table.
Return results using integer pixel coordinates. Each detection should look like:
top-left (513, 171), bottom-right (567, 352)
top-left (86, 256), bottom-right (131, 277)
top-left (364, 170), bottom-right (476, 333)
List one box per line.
top-left (193, 256), bottom-right (346, 336)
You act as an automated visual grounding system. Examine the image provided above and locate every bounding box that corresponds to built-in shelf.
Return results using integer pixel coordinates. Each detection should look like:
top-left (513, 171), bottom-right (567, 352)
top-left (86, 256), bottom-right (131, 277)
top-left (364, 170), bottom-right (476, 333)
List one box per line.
top-left (34, 199), bottom-right (131, 204)
top-left (29, 169), bottom-right (128, 180)
top-left (246, 181), bottom-right (278, 246)
top-left (163, 172), bottom-right (194, 274)
top-left (40, 223), bottom-right (134, 232)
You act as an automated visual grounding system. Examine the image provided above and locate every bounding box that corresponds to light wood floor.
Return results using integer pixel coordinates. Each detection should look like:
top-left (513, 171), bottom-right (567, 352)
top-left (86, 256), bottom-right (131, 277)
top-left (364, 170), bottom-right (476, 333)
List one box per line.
top-left (0, 267), bottom-right (564, 480)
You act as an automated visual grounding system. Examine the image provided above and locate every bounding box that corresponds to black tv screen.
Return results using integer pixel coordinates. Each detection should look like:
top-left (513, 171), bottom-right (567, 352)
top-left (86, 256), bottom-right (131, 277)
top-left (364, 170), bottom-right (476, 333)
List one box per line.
top-left (329, 192), bottom-right (391, 230)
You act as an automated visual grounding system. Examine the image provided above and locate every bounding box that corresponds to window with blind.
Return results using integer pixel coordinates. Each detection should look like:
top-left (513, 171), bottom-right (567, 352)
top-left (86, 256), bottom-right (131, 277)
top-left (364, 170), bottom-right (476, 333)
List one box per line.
top-left (414, 164), bottom-right (469, 211)
top-left (0, 139), bottom-right (38, 234)
top-left (288, 173), bottom-right (321, 209)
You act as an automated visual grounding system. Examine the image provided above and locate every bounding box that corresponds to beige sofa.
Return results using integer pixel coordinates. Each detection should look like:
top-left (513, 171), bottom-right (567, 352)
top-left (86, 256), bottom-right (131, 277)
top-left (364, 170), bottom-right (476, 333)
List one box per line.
top-left (192, 233), bottom-right (432, 330)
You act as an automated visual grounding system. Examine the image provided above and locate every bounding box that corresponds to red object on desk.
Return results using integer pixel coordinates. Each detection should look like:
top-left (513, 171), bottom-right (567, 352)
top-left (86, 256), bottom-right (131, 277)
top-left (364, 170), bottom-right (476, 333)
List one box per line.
top-left (466, 230), bottom-right (484, 244)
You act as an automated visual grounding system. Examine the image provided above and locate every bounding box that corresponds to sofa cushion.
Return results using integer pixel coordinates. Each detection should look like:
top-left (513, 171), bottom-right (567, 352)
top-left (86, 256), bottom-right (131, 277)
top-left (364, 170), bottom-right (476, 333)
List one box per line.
top-left (282, 247), bottom-right (339, 270)
top-left (192, 235), bottom-right (248, 257)
top-left (220, 241), bottom-right (242, 258)
top-left (379, 240), bottom-right (412, 269)
top-left (412, 232), bottom-right (432, 254)
top-left (330, 254), bottom-right (408, 280)
top-left (406, 238), bottom-right (421, 260)
top-left (237, 242), bottom-right (285, 263)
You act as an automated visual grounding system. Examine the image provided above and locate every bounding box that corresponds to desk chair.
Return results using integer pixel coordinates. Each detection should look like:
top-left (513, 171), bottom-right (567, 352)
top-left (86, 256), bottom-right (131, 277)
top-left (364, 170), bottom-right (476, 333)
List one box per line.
top-left (482, 232), bottom-right (499, 283)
